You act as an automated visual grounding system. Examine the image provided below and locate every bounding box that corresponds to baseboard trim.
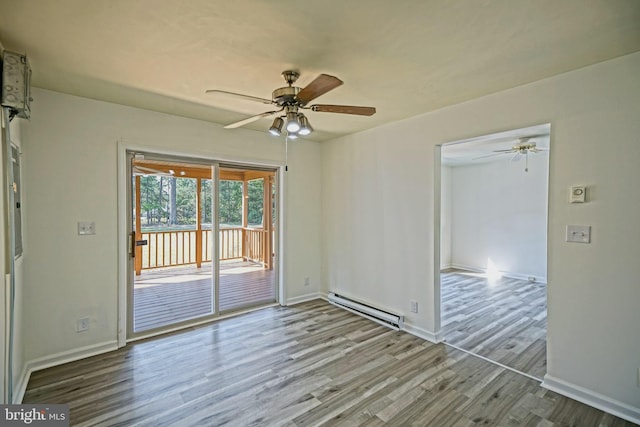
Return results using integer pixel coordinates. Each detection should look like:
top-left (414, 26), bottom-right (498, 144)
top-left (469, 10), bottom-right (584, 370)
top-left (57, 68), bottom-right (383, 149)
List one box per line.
top-left (14, 340), bottom-right (118, 403)
top-left (12, 364), bottom-right (30, 404)
top-left (502, 271), bottom-right (547, 285)
top-left (449, 263), bottom-right (547, 284)
top-left (402, 322), bottom-right (442, 344)
top-left (449, 263), bottom-right (483, 273)
top-left (286, 292), bottom-right (325, 306)
top-left (542, 374), bottom-right (640, 425)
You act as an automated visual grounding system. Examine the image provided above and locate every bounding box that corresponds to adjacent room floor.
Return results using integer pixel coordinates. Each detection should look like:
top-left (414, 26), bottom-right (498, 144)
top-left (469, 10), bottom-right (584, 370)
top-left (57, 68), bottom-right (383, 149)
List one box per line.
top-left (23, 300), bottom-right (633, 426)
top-left (440, 268), bottom-right (547, 379)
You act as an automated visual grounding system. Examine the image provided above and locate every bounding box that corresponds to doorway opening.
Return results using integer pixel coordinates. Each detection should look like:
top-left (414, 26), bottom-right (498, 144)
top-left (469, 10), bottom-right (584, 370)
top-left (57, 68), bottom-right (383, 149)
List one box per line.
top-left (128, 154), bottom-right (278, 337)
top-left (438, 124), bottom-right (550, 380)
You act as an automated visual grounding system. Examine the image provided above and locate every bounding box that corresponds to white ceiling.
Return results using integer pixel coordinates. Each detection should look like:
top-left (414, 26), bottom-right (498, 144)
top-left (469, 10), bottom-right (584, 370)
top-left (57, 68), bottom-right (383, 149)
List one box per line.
top-left (442, 123), bottom-right (550, 166)
top-left (1, 0), bottom-right (639, 142)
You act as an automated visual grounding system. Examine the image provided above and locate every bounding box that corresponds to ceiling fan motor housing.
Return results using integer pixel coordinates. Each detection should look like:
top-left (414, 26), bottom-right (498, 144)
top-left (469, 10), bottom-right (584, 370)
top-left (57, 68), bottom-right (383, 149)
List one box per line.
top-left (272, 86), bottom-right (301, 106)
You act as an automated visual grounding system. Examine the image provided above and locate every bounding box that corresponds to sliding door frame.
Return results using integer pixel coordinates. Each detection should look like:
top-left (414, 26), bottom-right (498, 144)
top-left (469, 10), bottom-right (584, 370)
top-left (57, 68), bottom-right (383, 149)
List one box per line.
top-left (117, 142), bottom-right (283, 346)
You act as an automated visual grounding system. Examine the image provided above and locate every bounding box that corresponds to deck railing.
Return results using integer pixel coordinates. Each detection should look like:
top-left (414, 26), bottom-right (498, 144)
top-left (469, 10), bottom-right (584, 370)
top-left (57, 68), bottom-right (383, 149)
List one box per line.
top-left (245, 228), bottom-right (269, 265)
top-left (137, 227), bottom-right (269, 272)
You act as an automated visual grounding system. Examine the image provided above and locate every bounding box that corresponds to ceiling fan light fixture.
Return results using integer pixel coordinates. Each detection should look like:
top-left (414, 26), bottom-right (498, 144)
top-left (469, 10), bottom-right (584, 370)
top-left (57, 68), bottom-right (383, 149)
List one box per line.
top-left (211, 71), bottom-right (376, 135)
top-left (298, 114), bottom-right (313, 136)
top-left (286, 111), bottom-right (300, 132)
top-left (287, 131), bottom-right (298, 139)
top-left (268, 117), bottom-right (284, 136)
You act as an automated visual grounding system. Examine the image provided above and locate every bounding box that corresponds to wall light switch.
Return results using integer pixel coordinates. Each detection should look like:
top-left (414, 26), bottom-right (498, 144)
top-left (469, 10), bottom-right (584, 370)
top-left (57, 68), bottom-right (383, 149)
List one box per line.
top-left (570, 186), bottom-right (586, 203)
top-left (566, 225), bottom-right (591, 243)
top-left (78, 221), bottom-right (96, 235)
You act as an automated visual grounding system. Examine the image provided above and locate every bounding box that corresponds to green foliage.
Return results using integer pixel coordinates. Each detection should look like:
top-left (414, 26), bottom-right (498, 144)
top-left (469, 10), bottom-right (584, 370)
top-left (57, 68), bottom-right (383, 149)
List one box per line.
top-left (247, 179), bottom-right (264, 225)
top-left (200, 179), bottom-right (213, 225)
top-left (218, 180), bottom-right (242, 225)
top-left (140, 175), bottom-right (168, 225)
top-left (137, 176), bottom-right (268, 230)
top-left (176, 179), bottom-right (196, 225)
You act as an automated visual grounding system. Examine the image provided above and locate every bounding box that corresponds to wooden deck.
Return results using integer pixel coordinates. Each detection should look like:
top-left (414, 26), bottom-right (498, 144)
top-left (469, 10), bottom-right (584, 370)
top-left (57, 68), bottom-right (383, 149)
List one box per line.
top-left (133, 260), bottom-right (275, 332)
top-left (440, 268), bottom-right (547, 379)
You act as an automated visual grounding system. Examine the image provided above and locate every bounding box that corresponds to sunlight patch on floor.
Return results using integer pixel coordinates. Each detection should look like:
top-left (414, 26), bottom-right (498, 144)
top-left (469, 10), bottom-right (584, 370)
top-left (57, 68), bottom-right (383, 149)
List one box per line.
top-left (456, 258), bottom-right (503, 285)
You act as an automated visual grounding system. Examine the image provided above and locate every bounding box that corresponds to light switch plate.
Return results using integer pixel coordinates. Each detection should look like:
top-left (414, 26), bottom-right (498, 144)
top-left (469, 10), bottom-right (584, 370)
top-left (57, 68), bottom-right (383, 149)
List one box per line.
top-left (566, 225), bottom-right (591, 243)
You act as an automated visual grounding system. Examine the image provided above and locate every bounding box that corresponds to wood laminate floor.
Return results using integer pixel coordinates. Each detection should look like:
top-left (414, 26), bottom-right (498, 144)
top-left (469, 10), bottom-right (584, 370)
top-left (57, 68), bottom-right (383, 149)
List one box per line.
top-left (24, 300), bottom-right (634, 426)
top-left (441, 270), bottom-right (547, 380)
top-left (134, 260), bottom-right (276, 332)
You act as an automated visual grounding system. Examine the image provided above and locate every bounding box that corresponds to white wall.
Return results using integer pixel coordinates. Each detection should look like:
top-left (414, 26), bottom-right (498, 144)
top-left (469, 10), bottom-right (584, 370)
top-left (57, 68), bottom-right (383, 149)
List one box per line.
top-left (448, 154), bottom-right (548, 281)
top-left (0, 111), bottom-right (26, 403)
top-left (322, 52), bottom-right (640, 416)
top-left (439, 165), bottom-right (452, 268)
top-left (20, 88), bottom-right (322, 365)
top-left (0, 41), bottom-right (5, 404)
top-left (9, 120), bottom-right (26, 402)
top-left (0, 115), bottom-right (8, 404)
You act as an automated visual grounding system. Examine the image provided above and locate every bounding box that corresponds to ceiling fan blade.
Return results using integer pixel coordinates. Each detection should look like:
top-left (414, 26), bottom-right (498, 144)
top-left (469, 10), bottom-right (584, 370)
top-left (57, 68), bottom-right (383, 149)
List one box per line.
top-left (493, 148), bottom-right (517, 153)
top-left (224, 110), bottom-right (281, 129)
top-left (205, 89), bottom-right (274, 105)
top-left (296, 74), bottom-right (343, 104)
top-left (511, 152), bottom-right (523, 162)
top-left (311, 104), bottom-right (376, 116)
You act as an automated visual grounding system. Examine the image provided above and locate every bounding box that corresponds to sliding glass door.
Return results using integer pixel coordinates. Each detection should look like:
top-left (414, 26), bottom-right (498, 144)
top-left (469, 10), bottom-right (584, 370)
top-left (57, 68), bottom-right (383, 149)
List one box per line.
top-left (126, 153), bottom-right (277, 338)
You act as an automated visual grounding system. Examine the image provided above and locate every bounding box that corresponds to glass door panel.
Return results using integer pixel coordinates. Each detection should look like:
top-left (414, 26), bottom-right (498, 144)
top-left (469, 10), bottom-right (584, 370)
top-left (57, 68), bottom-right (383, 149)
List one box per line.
top-left (218, 168), bottom-right (276, 312)
top-left (129, 155), bottom-right (215, 335)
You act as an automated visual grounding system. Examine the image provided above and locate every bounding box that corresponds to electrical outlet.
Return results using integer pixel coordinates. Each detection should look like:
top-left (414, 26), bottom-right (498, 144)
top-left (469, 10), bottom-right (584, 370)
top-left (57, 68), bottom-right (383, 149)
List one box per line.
top-left (78, 221), bottom-right (96, 235)
top-left (304, 277), bottom-right (310, 286)
top-left (410, 301), bottom-right (418, 313)
top-left (77, 317), bottom-right (90, 332)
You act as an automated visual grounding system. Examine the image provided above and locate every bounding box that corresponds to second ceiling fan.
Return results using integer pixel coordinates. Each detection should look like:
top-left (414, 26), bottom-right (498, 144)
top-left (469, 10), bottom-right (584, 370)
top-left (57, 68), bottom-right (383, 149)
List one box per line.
top-left (474, 137), bottom-right (548, 172)
top-left (206, 70), bottom-right (376, 138)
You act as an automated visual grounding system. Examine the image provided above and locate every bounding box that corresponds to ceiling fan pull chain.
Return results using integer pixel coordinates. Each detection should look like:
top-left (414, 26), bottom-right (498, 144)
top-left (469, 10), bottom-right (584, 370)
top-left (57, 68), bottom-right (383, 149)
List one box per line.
top-left (284, 137), bottom-right (288, 171)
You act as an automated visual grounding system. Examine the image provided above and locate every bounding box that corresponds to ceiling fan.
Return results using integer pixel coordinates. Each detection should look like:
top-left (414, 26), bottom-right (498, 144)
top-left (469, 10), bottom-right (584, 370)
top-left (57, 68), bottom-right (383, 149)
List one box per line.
top-left (206, 70), bottom-right (376, 138)
top-left (474, 137), bottom-right (548, 172)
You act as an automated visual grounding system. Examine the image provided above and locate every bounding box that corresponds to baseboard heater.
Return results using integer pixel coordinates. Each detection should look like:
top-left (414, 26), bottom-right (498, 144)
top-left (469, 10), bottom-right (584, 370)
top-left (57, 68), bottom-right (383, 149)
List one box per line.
top-left (328, 292), bottom-right (404, 330)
